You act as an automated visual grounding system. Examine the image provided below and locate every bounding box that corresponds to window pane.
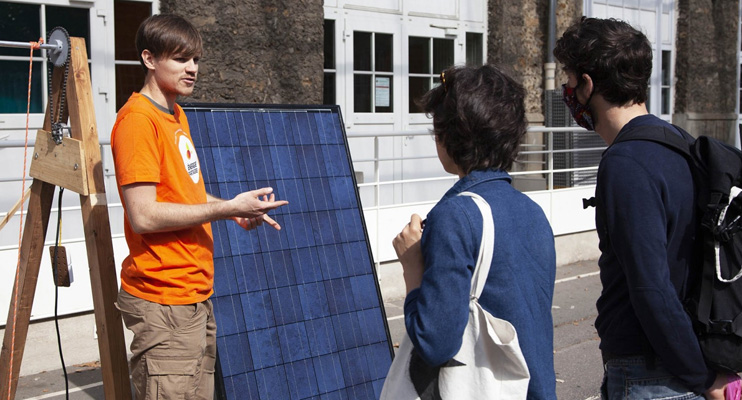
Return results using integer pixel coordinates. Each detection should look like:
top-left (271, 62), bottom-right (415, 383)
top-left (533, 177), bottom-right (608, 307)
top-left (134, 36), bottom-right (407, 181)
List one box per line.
top-left (433, 38), bottom-right (454, 74)
top-left (0, 60), bottom-right (43, 113)
top-left (115, 0), bottom-right (151, 61)
top-left (323, 72), bottom-right (336, 105)
top-left (409, 77), bottom-right (430, 113)
top-left (409, 37), bottom-right (430, 74)
top-left (375, 33), bottom-right (393, 72)
top-left (646, 87), bottom-right (651, 110)
top-left (47, 6), bottom-right (90, 59)
top-left (661, 87), bottom-right (670, 115)
top-left (375, 76), bottom-right (393, 113)
top-left (354, 31), bottom-right (372, 71)
top-left (116, 64), bottom-right (145, 111)
top-left (324, 19), bottom-right (335, 69)
top-left (0, 2), bottom-right (41, 57)
top-left (661, 50), bottom-right (671, 86)
top-left (354, 74), bottom-right (372, 112)
top-left (466, 32), bottom-right (483, 66)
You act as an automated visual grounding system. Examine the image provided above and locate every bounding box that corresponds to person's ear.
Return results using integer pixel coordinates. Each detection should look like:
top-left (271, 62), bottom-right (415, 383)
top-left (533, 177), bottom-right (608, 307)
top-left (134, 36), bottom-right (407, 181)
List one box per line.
top-left (580, 73), bottom-right (594, 101)
top-left (141, 49), bottom-right (156, 71)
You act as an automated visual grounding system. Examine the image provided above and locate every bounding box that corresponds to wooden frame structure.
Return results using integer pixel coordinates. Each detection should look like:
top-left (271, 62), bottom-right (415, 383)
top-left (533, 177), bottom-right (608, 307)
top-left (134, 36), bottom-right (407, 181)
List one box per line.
top-left (0, 37), bottom-right (131, 399)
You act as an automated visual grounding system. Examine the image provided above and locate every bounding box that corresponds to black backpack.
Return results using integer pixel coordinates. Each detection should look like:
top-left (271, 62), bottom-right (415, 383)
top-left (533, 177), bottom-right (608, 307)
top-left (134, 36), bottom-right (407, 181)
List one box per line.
top-left (613, 124), bottom-right (742, 373)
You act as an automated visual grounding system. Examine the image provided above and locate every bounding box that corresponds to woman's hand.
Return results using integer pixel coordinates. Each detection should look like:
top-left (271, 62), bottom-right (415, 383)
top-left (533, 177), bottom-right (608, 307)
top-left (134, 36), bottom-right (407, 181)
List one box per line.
top-left (393, 214), bottom-right (425, 294)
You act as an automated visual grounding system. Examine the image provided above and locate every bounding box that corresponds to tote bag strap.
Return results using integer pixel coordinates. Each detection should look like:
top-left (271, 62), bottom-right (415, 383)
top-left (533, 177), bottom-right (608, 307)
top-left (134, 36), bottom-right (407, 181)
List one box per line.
top-left (458, 191), bottom-right (494, 300)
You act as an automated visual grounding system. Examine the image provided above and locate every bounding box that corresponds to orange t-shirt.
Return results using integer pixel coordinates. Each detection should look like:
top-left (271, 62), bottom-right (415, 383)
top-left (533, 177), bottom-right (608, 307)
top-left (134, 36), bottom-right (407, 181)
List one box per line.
top-left (111, 93), bottom-right (214, 305)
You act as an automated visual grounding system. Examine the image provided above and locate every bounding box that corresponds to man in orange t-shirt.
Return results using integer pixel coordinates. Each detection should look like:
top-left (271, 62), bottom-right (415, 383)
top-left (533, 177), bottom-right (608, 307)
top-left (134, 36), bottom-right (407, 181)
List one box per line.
top-left (111, 14), bottom-right (287, 399)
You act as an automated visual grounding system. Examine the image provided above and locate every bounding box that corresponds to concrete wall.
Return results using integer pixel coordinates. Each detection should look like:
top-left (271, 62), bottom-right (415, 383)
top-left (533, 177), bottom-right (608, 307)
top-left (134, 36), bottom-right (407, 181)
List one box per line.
top-left (674, 0), bottom-right (740, 144)
top-left (487, 0), bottom-right (548, 116)
top-left (553, 0), bottom-right (583, 91)
top-left (160, 0), bottom-right (324, 105)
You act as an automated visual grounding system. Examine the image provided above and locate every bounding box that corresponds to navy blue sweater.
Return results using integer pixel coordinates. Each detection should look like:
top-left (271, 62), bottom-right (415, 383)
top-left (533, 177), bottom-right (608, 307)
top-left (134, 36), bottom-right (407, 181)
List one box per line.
top-left (405, 169), bottom-right (557, 399)
top-left (594, 114), bottom-right (715, 393)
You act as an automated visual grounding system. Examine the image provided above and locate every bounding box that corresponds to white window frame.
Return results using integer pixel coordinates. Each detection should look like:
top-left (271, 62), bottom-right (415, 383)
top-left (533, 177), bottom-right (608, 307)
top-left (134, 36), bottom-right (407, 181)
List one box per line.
top-left (344, 15), bottom-right (401, 126)
top-left (325, 3), bottom-right (486, 132)
top-left (406, 35), bottom-right (455, 113)
top-left (404, 19), bottom-right (484, 126)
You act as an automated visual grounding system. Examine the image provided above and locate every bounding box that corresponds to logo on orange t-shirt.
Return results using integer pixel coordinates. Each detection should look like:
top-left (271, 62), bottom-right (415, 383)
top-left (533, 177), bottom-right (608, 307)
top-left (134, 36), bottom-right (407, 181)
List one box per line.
top-left (177, 131), bottom-right (200, 184)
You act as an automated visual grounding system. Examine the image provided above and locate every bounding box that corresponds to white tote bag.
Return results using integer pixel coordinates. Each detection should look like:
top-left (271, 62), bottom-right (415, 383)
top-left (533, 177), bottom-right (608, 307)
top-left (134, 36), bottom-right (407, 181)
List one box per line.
top-left (380, 192), bottom-right (530, 400)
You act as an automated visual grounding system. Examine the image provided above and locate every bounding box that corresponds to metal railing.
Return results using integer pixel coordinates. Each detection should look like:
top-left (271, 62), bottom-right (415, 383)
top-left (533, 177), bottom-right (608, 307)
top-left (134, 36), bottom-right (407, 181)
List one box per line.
top-left (347, 126), bottom-right (601, 200)
top-left (346, 125), bottom-right (604, 263)
top-left (0, 126), bottom-right (604, 256)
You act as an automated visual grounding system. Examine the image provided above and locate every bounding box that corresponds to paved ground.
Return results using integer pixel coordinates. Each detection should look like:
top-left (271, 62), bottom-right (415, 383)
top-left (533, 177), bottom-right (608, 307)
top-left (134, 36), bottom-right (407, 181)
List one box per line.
top-left (15, 259), bottom-right (603, 400)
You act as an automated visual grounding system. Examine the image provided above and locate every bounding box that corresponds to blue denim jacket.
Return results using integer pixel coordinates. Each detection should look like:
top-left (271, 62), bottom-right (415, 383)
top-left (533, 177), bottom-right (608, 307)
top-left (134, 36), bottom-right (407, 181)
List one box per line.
top-left (404, 169), bottom-right (557, 399)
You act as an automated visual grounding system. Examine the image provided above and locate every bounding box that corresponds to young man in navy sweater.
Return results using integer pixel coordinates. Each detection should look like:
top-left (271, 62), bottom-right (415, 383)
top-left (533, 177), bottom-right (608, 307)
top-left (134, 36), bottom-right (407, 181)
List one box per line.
top-left (554, 17), bottom-right (733, 399)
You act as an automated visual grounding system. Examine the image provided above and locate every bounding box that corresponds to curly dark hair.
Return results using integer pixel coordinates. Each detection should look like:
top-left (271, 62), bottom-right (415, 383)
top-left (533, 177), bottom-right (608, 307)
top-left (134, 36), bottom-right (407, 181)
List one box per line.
top-left (553, 17), bottom-right (652, 105)
top-left (420, 64), bottom-right (527, 174)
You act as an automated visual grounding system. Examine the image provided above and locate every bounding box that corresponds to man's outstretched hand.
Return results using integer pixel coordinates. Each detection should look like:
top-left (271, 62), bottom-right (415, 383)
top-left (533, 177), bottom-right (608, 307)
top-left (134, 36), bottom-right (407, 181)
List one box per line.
top-left (229, 188), bottom-right (288, 231)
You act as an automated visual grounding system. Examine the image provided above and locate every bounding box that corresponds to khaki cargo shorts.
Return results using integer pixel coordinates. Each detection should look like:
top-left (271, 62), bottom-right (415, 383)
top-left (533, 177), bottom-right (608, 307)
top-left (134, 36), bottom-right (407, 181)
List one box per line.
top-left (116, 289), bottom-right (216, 400)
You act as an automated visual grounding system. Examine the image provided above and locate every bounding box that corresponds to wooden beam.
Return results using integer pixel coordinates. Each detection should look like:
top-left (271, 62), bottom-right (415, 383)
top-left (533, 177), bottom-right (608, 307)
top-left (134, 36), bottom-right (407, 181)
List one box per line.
top-left (0, 48), bottom-right (65, 400)
top-left (29, 130), bottom-right (88, 195)
top-left (0, 188), bottom-right (31, 233)
top-left (0, 179), bottom-right (56, 398)
top-left (66, 37), bottom-right (132, 399)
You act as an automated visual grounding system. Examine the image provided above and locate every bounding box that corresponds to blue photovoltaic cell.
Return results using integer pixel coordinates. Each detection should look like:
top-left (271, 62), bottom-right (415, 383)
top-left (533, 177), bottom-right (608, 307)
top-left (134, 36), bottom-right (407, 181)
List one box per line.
top-left (182, 104), bottom-right (393, 400)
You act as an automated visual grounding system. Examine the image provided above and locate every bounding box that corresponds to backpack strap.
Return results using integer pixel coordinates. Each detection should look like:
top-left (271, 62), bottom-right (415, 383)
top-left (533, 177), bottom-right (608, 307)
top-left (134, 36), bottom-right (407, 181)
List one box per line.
top-left (611, 124), bottom-right (694, 159)
top-left (458, 191), bottom-right (494, 299)
top-left (612, 125), bottom-right (714, 328)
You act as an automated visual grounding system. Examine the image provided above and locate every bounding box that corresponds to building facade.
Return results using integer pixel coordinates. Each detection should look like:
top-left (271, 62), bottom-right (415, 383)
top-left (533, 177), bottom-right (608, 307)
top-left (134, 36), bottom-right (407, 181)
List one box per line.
top-left (0, 0), bottom-right (740, 374)
top-left (1, 0), bottom-right (739, 140)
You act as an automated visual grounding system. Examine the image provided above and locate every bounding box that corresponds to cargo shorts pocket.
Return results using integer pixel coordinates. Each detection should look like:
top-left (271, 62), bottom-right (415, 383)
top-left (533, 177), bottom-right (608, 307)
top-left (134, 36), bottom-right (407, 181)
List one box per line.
top-left (145, 358), bottom-right (198, 400)
top-left (202, 354), bottom-right (216, 374)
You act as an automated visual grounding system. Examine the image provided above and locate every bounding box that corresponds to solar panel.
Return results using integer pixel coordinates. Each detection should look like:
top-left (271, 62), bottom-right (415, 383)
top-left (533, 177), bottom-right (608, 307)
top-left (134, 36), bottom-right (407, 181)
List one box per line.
top-left (181, 104), bottom-right (394, 400)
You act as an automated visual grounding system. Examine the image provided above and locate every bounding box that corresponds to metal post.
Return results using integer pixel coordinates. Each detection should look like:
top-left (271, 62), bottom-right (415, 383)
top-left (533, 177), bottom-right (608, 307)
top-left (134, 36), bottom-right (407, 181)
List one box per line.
top-left (0, 40), bottom-right (63, 53)
top-left (548, 130), bottom-right (554, 191)
top-left (374, 136), bottom-right (381, 270)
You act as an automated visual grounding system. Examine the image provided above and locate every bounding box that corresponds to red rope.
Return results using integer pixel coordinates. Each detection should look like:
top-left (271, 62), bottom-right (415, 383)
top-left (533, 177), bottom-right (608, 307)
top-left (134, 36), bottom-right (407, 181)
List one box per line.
top-left (7, 37), bottom-right (43, 400)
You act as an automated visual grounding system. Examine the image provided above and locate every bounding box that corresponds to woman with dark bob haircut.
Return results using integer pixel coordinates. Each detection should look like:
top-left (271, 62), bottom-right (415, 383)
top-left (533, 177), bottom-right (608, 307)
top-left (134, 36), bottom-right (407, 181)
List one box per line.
top-left (392, 64), bottom-right (558, 399)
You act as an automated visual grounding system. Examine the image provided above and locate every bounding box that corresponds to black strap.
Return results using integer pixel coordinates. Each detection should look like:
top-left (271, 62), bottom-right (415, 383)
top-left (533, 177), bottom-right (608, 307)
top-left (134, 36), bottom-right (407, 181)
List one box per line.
top-left (612, 124), bottom-right (694, 157)
top-left (613, 124), bottom-right (712, 327)
top-left (697, 233), bottom-right (716, 328)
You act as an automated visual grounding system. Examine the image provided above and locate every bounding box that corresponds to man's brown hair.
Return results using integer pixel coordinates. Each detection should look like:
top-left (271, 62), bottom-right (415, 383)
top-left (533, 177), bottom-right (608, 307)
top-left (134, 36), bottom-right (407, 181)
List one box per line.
top-left (135, 14), bottom-right (202, 72)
